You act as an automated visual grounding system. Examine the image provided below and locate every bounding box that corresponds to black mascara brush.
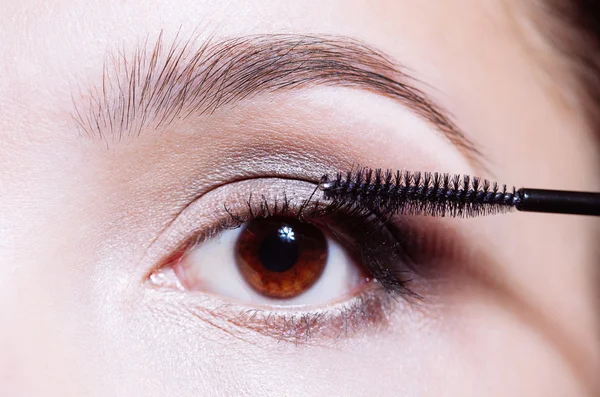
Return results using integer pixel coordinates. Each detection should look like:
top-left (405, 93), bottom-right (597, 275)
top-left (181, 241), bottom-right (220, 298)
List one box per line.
top-left (318, 168), bottom-right (600, 217)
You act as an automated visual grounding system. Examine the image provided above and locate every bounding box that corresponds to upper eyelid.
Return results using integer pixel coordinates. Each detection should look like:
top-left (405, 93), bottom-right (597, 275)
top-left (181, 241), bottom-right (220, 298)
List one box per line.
top-left (161, 190), bottom-right (325, 270)
top-left (71, 31), bottom-right (483, 167)
top-left (140, 178), bottom-right (321, 275)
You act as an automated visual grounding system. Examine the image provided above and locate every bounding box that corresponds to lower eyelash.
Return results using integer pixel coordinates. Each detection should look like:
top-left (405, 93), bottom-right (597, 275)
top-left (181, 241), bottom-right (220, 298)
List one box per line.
top-left (178, 286), bottom-right (398, 344)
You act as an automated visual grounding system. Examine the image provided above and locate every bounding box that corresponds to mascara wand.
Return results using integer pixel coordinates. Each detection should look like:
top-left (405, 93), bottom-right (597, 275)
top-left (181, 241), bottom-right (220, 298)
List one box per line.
top-left (318, 169), bottom-right (600, 217)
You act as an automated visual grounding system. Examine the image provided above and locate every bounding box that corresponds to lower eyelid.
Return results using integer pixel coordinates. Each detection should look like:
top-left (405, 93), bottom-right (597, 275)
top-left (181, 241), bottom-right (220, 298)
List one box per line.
top-left (150, 283), bottom-right (400, 343)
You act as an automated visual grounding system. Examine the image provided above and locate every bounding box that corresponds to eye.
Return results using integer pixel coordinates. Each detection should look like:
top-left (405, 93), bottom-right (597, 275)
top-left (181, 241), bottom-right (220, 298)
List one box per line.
top-left (146, 179), bottom-right (439, 341)
top-left (173, 214), bottom-right (369, 306)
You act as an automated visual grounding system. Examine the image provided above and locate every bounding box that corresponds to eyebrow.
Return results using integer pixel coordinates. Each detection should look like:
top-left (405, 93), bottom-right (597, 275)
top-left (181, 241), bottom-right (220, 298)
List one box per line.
top-left (72, 32), bottom-right (481, 164)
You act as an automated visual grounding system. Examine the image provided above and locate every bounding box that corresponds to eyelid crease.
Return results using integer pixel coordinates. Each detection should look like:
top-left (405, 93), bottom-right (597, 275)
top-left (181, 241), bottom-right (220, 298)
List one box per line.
top-left (72, 31), bottom-right (483, 167)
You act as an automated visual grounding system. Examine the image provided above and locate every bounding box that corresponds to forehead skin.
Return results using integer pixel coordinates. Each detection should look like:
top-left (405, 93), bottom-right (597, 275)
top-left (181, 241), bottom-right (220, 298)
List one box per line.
top-left (0, 1), bottom-right (598, 396)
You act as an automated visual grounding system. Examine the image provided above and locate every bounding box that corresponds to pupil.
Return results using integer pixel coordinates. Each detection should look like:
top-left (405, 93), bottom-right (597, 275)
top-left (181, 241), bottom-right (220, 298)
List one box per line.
top-left (258, 224), bottom-right (299, 272)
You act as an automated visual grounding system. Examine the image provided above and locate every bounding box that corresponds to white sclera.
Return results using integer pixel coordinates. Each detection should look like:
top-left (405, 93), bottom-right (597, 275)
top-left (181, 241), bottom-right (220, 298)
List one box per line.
top-left (175, 224), bottom-right (365, 307)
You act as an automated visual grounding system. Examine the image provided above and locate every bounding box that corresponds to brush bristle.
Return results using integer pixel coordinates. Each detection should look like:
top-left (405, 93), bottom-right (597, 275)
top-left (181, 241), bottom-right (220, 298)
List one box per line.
top-left (319, 168), bottom-right (517, 218)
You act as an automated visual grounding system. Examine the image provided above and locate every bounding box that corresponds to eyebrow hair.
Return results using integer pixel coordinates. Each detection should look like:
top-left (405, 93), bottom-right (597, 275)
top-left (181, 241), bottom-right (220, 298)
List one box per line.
top-left (73, 32), bottom-right (481, 163)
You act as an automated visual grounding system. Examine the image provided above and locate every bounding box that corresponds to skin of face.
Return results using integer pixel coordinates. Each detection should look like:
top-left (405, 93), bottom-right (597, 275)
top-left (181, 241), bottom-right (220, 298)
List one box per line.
top-left (0, 0), bottom-right (599, 396)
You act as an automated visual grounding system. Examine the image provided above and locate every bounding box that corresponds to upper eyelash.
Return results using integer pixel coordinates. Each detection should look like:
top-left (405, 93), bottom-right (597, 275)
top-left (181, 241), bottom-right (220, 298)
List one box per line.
top-left (214, 191), bottom-right (420, 299)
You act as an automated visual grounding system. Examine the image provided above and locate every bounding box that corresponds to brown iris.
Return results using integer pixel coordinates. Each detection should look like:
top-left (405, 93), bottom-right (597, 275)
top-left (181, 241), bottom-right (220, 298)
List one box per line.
top-left (235, 216), bottom-right (328, 299)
